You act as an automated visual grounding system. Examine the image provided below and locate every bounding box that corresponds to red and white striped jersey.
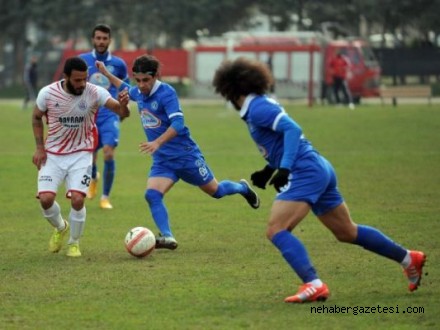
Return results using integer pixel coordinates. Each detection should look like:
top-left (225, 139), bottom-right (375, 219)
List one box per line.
top-left (36, 81), bottom-right (111, 155)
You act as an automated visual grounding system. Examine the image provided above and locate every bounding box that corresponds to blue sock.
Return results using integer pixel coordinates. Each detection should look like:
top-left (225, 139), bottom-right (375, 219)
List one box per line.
top-left (91, 164), bottom-right (97, 179)
top-left (212, 180), bottom-right (246, 199)
top-left (271, 230), bottom-right (318, 283)
top-left (145, 189), bottom-right (172, 237)
top-left (103, 159), bottom-right (115, 196)
top-left (353, 225), bottom-right (407, 262)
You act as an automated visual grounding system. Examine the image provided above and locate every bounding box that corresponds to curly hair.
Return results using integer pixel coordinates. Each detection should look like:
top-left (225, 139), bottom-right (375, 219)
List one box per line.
top-left (212, 57), bottom-right (274, 102)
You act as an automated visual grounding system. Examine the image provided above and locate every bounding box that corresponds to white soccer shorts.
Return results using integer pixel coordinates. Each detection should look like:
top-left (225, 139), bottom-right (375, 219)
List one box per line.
top-left (37, 151), bottom-right (93, 197)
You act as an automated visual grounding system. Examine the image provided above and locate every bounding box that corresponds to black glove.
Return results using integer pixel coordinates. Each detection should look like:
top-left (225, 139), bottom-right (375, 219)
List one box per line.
top-left (269, 168), bottom-right (290, 192)
top-left (250, 165), bottom-right (275, 189)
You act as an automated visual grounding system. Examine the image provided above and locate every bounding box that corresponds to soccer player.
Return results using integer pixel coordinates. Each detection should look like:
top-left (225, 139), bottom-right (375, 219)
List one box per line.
top-left (32, 57), bottom-right (129, 257)
top-left (95, 55), bottom-right (260, 250)
top-left (212, 57), bottom-right (426, 303)
top-left (79, 24), bottom-right (130, 209)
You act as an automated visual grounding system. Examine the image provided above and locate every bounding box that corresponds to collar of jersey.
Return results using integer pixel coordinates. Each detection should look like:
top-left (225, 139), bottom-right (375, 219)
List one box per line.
top-left (92, 50), bottom-right (111, 61)
top-left (239, 94), bottom-right (257, 118)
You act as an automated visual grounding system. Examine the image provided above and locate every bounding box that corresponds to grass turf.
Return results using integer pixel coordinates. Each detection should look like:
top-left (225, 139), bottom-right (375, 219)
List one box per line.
top-left (0, 99), bottom-right (438, 329)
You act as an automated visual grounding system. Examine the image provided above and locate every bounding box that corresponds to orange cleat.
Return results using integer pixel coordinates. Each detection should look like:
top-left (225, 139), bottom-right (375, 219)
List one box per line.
top-left (403, 250), bottom-right (427, 292)
top-left (284, 283), bottom-right (330, 303)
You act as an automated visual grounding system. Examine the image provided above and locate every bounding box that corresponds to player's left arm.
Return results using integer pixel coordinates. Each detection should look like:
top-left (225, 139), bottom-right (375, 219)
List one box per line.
top-left (104, 91), bottom-right (130, 119)
top-left (139, 90), bottom-right (183, 155)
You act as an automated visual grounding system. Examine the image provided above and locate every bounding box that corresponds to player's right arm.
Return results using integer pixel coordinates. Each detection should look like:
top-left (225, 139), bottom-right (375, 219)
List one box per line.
top-left (31, 105), bottom-right (46, 170)
top-left (96, 61), bottom-right (127, 89)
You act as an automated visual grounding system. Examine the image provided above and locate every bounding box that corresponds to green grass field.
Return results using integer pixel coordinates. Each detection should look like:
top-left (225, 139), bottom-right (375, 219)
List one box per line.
top-left (0, 99), bottom-right (439, 329)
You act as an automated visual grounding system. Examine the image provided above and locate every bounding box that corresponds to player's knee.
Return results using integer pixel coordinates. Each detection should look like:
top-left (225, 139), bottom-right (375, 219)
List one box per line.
top-left (70, 192), bottom-right (85, 210)
top-left (103, 146), bottom-right (115, 160)
top-left (144, 189), bottom-right (163, 205)
top-left (39, 193), bottom-right (55, 209)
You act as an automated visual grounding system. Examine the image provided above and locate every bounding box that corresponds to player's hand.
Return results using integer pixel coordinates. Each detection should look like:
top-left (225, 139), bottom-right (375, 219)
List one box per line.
top-left (139, 141), bottom-right (160, 155)
top-left (250, 165), bottom-right (275, 189)
top-left (269, 168), bottom-right (290, 192)
top-left (32, 148), bottom-right (47, 170)
top-left (95, 61), bottom-right (108, 75)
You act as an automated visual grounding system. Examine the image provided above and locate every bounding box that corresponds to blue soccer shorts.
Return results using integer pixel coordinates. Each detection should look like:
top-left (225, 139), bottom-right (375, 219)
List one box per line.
top-left (149, 153), bottom-right (215, 186)
top-left (96, 115), bottom-right (120, 149)
top-left (275, 152), bottom-right (344, 216)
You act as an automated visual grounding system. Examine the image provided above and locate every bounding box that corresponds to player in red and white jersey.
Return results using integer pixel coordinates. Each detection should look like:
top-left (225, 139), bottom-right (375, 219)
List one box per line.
top-left (32, 56), bottom-right (129, 257)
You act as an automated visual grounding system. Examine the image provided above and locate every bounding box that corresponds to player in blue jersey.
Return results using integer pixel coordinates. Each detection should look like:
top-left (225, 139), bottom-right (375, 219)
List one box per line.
top-left (79, 24), bottom-right (130, 209)
top-left (95, 55), bottom-right (260, 249)
top-left (212, 57), bottom-right (426, 303)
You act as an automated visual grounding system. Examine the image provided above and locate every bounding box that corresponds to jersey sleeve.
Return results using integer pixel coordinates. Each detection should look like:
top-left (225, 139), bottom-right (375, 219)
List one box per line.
top-left (35, 86), bottom-right (49, 112)
top-left (96, 85), bottom-right (112, 106)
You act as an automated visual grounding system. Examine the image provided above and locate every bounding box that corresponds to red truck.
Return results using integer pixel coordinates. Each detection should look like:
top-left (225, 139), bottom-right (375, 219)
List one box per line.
top-left (190, 31), bottom-right (381, 103)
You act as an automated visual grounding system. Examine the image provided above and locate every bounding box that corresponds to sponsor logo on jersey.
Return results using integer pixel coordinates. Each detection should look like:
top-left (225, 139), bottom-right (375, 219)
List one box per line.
top-left (59, 116), bottom-right (85, 128)
top-left (140, 109), bottom-right (161, 129)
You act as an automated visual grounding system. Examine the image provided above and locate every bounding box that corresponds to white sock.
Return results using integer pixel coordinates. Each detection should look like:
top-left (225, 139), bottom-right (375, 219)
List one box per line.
top-left (68, 207), bottom-right (86, 244)
top-left (400, 251), bottom-right (411, 268)
top-left (42, 201), bottom-right (65, 231)
top-left (310, 279), bottom-right (323, 288)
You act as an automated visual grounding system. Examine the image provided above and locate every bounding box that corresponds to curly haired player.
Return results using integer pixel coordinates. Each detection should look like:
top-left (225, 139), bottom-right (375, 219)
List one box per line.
top-left (212, 56), bottom-right (426, 303)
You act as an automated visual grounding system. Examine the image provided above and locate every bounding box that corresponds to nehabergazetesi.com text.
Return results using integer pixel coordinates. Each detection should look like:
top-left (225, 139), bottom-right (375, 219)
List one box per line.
top-left (310, 305), bottom-right (424, 315)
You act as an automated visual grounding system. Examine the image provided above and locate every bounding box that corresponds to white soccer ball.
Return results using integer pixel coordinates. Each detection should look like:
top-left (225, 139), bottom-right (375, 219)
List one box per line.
top-left (124, 227), bottom-right (156, 258)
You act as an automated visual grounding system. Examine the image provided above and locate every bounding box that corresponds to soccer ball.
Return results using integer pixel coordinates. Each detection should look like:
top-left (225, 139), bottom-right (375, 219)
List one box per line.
top-left (124, 227), bottom-right (156, 258)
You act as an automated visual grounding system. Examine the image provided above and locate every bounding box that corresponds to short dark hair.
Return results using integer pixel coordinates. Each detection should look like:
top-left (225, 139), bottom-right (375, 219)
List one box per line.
top-left (92, 24), bottom-right (111, 38)
top-left (63, 57), bottom-right (88, 76)
top-left (132, 54), bottom-right (160, 77)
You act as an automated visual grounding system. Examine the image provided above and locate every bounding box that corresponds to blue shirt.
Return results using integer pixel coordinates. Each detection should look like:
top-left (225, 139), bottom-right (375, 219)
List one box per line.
top-left (122, 80), bottom-right (200, 161)
top-left (79, 50), bottom-right (129, 121)
top-left (240, 94), bottom-right (315, 170)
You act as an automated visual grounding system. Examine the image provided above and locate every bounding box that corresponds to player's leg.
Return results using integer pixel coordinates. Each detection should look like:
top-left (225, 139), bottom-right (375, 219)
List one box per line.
top-left (100, 144), bottom-right (115, 209)
top-left (185, 155), bottom-right (259, 208)
top-left (67, 191), bottom-right (86, 257)
top-left (315, 155), bottom-right (426, 291)
top-left (268, 200), bottom-right (330, 303)
top-left (98, 117), bottom-right (120, 209)
top-left (37, 155), bottom-right (69, 253)
top-left (145, 163), bottom-right (177, 249)
top-left (64, 151), bottom-right (93, 257)
top-left (87, 150), bottom-right (99, 199)
top-left (318, 203), bottom-right (426, 291)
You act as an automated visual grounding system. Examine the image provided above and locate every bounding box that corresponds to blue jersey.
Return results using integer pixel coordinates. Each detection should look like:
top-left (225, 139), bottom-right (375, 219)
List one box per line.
top-left (240, 94), bottom-right (315, 170)
top-left (124, 80), bottom-right (200, 161)
top-left (79, 50), bottom-right (129, 121)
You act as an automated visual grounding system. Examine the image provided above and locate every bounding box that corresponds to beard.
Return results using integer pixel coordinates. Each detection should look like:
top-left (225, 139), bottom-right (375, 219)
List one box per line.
top-left (66, 79), bottom-right (84, 95)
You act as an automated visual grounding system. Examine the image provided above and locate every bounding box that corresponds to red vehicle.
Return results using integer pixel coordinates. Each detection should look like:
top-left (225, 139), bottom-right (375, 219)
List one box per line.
top-left (190, 31), bottom-right (381, 103)
top-left (323, 38), bottom-right (381, 103)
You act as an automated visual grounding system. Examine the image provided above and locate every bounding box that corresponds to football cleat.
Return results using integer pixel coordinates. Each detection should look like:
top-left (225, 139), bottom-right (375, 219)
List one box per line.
top-left (100, 197), bottom-right (113, 209)
top-left (87, 172), bottom-right (100, 199)
top-left (403, 250), bottom-right (426, 292)
top-left (66, 243), bottom-right (82, 257)
top-left (155, 234), bottom-right (178, 250)
top-left (284, 283), bottom-right (330, 303)
top-left (48, 220), bottom-right (69, 253)
top-left (239, 179), bottom-right (260, 209)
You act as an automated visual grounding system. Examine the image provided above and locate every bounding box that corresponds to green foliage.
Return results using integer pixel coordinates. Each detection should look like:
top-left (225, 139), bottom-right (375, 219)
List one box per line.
top-left (1, 100), bottom-right (439, 329)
